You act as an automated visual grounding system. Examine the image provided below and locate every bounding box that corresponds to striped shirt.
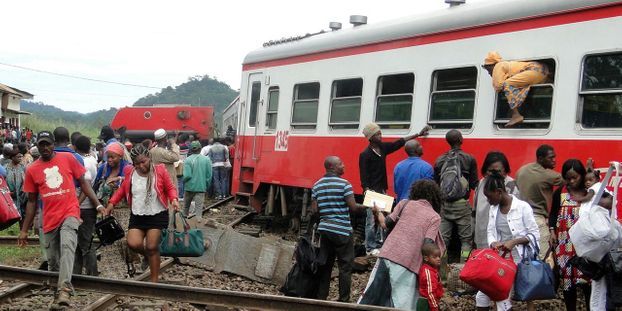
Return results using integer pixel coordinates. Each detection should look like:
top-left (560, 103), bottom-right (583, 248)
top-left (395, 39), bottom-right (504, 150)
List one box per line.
top-left (311, 173), bottom-right (354, 236)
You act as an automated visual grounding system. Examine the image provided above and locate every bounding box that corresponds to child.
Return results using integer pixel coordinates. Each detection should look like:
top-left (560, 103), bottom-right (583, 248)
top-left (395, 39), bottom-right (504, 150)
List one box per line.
top-left (418, 243), bottom-right (444, 311)
top-left (574, 158), bottom-right (601, 203)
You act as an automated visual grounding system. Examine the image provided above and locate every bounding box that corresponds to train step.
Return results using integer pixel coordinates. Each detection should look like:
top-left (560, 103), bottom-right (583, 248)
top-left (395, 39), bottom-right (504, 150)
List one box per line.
top-left (236, 192), bottom-right (252, 197)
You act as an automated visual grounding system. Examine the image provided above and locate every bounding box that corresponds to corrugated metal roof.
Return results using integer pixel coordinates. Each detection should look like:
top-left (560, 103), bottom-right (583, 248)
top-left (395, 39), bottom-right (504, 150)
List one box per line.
top-left (0, 83), bottom-right (33, 99)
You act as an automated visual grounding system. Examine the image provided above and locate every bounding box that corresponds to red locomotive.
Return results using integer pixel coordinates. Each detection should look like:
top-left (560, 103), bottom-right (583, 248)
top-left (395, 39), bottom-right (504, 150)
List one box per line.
top-left (110, 106), bottom-right (214, 141)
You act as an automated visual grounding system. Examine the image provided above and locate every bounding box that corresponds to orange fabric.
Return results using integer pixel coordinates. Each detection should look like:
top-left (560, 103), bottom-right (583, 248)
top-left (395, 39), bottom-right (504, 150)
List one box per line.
top-left (484, 51), bottom-right (503, 65)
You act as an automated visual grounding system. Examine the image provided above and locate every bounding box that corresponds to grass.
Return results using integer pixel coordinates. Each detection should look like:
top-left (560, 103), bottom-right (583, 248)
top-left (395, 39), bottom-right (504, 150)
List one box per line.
top-left (0, 223), bottom-right (20, 236)
top-left (0, 245), bottom-right (40, 266)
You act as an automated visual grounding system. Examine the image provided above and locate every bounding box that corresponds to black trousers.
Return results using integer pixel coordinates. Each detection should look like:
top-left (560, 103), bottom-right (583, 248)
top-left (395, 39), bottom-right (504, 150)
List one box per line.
top-left (317, 231), bottom-right (354, 302)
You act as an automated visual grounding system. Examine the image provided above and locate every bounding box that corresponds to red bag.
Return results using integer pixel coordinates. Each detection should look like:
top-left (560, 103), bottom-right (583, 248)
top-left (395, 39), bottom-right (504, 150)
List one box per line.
top-left (0, 176), bottom-right (20, 230)
top-left (459, 248), bottom-right (517, 301)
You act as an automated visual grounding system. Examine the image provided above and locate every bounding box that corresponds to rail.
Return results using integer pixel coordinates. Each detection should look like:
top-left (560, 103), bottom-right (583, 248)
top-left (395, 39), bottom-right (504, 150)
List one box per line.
top-left (0, 265), bottom-right (397, 311)
top-left (86, 258), bottom-right (175, 311)
top-left (0, 236), bottom-right (39, 246)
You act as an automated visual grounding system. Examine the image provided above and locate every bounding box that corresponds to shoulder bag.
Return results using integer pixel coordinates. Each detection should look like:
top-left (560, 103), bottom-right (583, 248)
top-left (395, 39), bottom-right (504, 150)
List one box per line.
top-left (0, 177), bottom-right (20, 230)
top-left (160, 211), bottom-right (205, 257)
top-left (513, 233), bottom-right (557, 301)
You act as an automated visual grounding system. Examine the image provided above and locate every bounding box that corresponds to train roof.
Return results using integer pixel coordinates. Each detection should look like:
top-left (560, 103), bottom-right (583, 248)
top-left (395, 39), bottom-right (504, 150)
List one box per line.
top-left (243, 0), bottom-right (619, 66)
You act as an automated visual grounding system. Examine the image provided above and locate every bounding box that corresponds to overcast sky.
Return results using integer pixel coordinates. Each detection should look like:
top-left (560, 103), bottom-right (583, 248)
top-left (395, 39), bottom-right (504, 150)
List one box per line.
top-left (0, 0), bottom-right (487, 113)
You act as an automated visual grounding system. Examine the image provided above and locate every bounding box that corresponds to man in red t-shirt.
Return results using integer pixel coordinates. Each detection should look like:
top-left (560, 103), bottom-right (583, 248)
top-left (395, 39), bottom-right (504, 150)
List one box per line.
top-left (18, 130), bottom-right (103, 307)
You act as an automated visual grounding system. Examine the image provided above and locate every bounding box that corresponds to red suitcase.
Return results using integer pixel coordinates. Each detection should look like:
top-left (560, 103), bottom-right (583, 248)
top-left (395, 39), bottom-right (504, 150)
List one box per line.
top-left (459, 248), bottom-right (517, 301)
top-left (0, 176), bottom-right (20, 230)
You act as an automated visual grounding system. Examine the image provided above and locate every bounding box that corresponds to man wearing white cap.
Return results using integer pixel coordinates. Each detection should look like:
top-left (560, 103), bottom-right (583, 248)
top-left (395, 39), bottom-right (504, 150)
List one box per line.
top-left (150, 129), bottom-right (180, 191)
top-left (359, 123), bottom-right (430, 255)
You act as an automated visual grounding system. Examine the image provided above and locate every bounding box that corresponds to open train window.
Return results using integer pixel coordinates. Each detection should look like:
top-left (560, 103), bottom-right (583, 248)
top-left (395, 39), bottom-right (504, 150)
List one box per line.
top-left (266, 87), bottom-right (279, 131)
top-left (291, 83), bottom-right (320, 129)
top-left (494, 58), bottom-right (556, 129)
top-left (329, 78), bottom-right (363, 129)
top-left (375, 73), bottom-right (414, 129)
top-left (248, 82), bottom-right (261, 127)
top-left (428, 67), bottom-right (477, 129)
top-left (580, 52), bottom-right (622, 129)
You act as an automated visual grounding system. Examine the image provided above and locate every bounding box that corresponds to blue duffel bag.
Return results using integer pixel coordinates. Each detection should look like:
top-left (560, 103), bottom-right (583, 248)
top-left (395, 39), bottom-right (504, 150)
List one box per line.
top-left (513, 233), bottom-right (557, 301)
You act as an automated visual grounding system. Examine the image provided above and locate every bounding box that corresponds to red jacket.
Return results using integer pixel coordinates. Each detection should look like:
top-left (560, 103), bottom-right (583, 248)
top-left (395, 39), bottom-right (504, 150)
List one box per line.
top-left (418, 263), bottom-right (444, 311)
top-left (109, 164), bottom-right (177, 208)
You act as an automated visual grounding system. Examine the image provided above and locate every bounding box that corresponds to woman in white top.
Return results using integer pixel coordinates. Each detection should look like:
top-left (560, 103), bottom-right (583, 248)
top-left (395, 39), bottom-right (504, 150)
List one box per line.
top-left (474, 151), bottom-right (520, 249)
top-left (476, 172), bottom-right (540, 311)
top-left (104, 144), bottom-right (179, 282)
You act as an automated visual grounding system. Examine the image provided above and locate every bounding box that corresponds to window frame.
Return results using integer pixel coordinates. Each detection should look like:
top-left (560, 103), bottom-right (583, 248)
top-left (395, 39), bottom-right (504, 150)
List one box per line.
top-left (290, 82), bottom-right (321, 128)
top-left (492, 58), bottom-right (557, 129)
top-left (265, 86), bottom-right (279, 132)
top-left (427, 66), bottom-right (478, 128)
top-left (374, 72), bottom-right (415, 129)
top-left (248, 81), bottom-right (261, 128)
top-left (328, 78), bottom-right (364, 128)
top-left (578, 51), bottom-right (622, 131)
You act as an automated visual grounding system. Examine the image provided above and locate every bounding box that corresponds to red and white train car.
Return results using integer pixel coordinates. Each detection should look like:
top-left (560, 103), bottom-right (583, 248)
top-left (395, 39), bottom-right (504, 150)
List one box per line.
top-left (232, 0), bottom-right (622, 214)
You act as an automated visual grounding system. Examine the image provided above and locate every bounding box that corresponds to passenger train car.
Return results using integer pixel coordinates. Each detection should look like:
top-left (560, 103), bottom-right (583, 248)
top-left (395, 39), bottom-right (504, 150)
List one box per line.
top-left (232, 0), bottom-right (622, 214)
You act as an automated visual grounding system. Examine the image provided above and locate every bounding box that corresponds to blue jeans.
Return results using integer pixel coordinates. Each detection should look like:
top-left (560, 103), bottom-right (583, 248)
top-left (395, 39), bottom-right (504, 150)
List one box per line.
top-left (212, 167), bottom-right (229, 197)
top-left (365, 208), bottom-right (385, 252)
top-left (177, 178), bottom-right (185, 199)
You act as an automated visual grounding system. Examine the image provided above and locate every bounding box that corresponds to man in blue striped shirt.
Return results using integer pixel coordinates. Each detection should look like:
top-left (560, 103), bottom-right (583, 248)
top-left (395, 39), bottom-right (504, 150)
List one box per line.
top-left (312, 156), bottom-right (368, 302)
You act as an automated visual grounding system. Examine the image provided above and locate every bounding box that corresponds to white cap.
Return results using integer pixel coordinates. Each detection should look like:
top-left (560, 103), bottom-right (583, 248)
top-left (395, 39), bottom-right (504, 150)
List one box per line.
top-left (154, 128), bottom-right (167, 140)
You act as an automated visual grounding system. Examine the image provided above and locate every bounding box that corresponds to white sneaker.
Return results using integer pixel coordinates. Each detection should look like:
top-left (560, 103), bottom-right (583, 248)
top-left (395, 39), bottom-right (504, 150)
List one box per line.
top-left (368, 249), bottom-right (381, 257)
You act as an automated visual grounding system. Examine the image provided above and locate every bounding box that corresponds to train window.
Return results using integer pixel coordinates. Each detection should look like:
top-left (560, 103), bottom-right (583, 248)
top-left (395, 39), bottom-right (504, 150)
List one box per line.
top-left (429, 67), bottom-right (477, 129)
top-left (580, 52), bottom-right (622, 128)
top-left (266, 87), bottom-right (279, 130)
top-left (249, 82), bottom-right (261, 127)
top-left (494, 59), bottom-right (556, 129)
top-left (291, 82), bottom-right (320, 129)
top-left (375, 73), bottom-right (414, 129)
top-left (329, 78), bottom-right (363, 129)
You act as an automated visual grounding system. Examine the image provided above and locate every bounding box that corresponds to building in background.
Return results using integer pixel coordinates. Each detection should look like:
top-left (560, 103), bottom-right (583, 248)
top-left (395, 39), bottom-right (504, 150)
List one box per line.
top-left (0, 83), bottom-right (32, 128)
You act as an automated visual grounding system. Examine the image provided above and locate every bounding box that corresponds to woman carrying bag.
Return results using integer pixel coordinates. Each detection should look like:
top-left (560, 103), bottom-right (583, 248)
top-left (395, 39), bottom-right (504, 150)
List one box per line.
top-left (359, 179), bottom-right (445, 310)
top-left (549, 159), bottom-right (592, 311)
top-left (5, 149), bottom-right (27, 228)
top-left (477, 172), bottom-right (540, 311)
top-left (103, 144), bottom-right (179, 282)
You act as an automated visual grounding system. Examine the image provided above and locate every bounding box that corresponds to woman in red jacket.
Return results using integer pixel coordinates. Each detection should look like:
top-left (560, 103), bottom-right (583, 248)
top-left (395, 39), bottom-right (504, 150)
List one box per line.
top-left (103, 143), bottom-right (179, 282)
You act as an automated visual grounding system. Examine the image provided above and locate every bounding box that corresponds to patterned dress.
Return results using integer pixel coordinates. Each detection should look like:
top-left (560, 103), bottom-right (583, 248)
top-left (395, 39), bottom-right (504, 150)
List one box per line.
top-left (553, 187), bottom-right (589, 291)
top-left (493, 61), bottom-right (549, 109)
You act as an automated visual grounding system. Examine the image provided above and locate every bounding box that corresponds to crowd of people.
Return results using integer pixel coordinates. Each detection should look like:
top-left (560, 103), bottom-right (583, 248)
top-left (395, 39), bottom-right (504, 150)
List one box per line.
top-left (4, 125), bottom-right (234, 307)
top-left (310, 122), bottom-right (621, 311)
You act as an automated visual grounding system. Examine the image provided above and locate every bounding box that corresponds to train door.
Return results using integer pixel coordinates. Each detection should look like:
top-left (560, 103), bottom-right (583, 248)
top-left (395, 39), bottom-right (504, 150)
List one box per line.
top-left (247, 73), bottom-right (264, 162)
top-left (234, 73), bottom-right (264, 211)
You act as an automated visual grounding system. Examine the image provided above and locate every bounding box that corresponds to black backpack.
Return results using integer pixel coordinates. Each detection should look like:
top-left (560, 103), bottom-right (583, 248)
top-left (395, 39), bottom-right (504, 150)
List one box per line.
top-left (280, 235), bottom-right (321, 298)
top-left (439, 150), bottom-right (468, 202)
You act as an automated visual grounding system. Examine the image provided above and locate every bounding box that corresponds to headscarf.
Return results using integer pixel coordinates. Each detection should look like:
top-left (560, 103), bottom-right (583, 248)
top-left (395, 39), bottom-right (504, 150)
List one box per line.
top-left (362, 123), bottom-right (381, 140)
top-left (106, 142), bottom-right (124, 157)
top-left (484, 51), bottom-right (503, 65)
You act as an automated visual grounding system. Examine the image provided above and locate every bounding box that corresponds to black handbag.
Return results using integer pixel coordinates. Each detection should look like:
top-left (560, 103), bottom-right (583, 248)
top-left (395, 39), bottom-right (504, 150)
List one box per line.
top-left (569, 255), bottom-right (609, 281)
top-left (94, 216), bottom-right (125, 247)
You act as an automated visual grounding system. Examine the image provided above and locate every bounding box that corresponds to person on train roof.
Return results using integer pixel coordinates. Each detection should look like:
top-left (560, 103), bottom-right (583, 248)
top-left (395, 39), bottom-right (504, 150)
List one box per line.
top-left (482, 51), bottom-right (550, 128)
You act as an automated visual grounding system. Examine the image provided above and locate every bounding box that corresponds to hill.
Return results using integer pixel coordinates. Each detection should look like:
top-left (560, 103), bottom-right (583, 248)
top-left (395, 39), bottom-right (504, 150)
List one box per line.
top-left (134, 75), bottom-right (238, 123)
top-left (17, 75), bottom-right (237, 140)
top-left (20, 101), bottom-right (117, 139)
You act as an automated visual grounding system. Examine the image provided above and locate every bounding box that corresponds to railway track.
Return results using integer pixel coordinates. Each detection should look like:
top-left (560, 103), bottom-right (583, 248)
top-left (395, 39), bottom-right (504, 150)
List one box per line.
top-left (0, 236), bottom-right (40, 247)
top-left (0, 265), bottom-right (396, 311)
top-left (0, 196), bottom-right (255, 310)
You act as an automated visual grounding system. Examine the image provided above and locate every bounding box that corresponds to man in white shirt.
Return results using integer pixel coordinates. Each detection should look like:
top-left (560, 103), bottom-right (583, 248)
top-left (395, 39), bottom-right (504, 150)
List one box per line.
top-left (200, 138), bottom-right (213, 157)
top-left (73, 135), bottom-right (99, 275)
